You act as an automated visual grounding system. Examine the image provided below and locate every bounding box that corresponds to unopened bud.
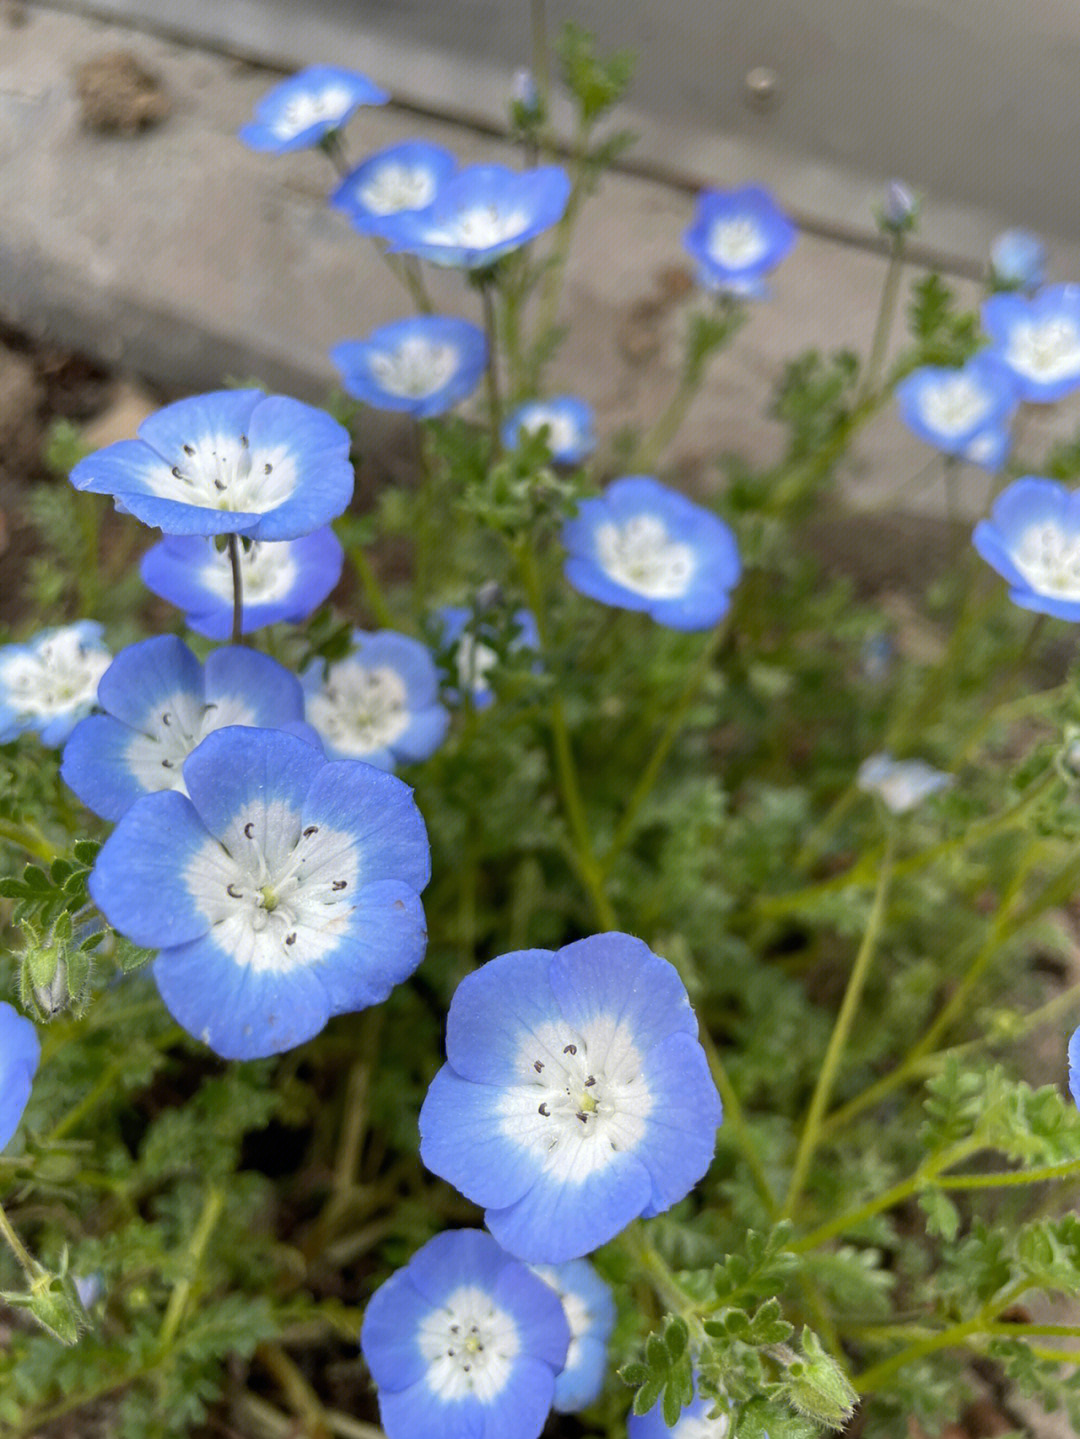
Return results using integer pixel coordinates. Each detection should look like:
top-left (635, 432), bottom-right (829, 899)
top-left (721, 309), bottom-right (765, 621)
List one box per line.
top-left (990, 228), bottom-right (1046, 293)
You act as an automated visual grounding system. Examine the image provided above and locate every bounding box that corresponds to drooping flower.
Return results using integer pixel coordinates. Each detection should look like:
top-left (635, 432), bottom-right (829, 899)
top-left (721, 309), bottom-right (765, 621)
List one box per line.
top-left (69, 389), bottom-right (354, 540)
top-left (990, 229), bottom-right (1046, 293)
top-left (530, 1259), bottom-right (616, 1412)
top-left (379, 164), bottom-right (572, 269)
top-left (628, 1379), bottom-right (731, 1439)
top-left (140, 527), bottom-right (344, 639)
top-left (895, 354), bottom-right (1017, 456)
top-left (331, 317), bottom-right (487, 419)
top-left (982, 284), bottom-right (1080, 403)
top-left (0, 622), bottom-right (111, 747)
top-left (503, 396), bottom-right (596, 465)
top-left (238, 65), bottom-right (389, 154)
top-left (0, 1002), bottom-right (40, 1153)
top-left (434, 605), bottom-right (540, 709)
top-left (856, 753), bottom-right (952, 814)
top-left (89, 726), bottom-right (430, 1059)
top-left (973, 476), bottom-right (1080, 620)
top-left (302, 630), bottom-right (449, 770)
top-left (361, 1228), bottom-right (570, 1439)
top-left (1068, 1026), bottom-right (1080, 1110)
top-left (419, 932), bottom-right (723, 1264)
top-left (330, 139), bottom-right (457, 234)
top-left (682, 185), bottom-right (797, 296)
top-left (62, 636), bottom-right (317, 821)
top-left (562, 476), bottom-right (741, 631)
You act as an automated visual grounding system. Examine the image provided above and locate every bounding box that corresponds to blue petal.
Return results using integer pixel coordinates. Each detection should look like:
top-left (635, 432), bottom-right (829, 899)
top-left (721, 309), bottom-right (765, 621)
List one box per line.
top-left (443, 949), bottom-right (558, 1084)
top-left (61, 713), bottom-right (151, 820)
top-left (361, 1268), bottom-right (430, 1391)
top-left (182, 727), bottom-right (325, 843)
top-left (405, 1229), bottom-right (514, 1304)
top-left (419, 1066), bottom-right (545, 1209)
top-left (492, 1262), bottom-right (570, 1373)
top-left (244, 396), bottom-right (354, 540)
top-left (635, 1031), bottom-right (722, 1216)
top-left (300, 760), bottom-right (431, 891)
top-left (89, 791), bottom-right (213, 948)
top-left (394, 704), bottom-right (451, 763)
top-left (549, 934), bottom-right (698, 1053)
top-left (202, 647), bottom-right (306, 723)
top-left (377, 1383), bottom-right (486, 1439)
top-left (648, 587), bottom-right (733, 631)
top-left (1069, 1025), bottom-right (1080, 1110)
top-left (97, 635), bottom-right (203, 729)
top-left (553, 1333), bottom-right (608, 1411)
top-left (137, 390), bottom-right (265, 466)
top-left (0, 1003), bottom-right (40, 1154)
top-left (309, 879), bottom-right (427, 1014)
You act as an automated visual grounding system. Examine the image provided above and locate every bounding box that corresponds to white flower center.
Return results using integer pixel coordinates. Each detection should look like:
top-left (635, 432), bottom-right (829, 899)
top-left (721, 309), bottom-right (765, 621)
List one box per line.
top-left (707, 217), bottom-right (768, 270)
top-left (1006, 318), bottom-right (1080, 383)
top-left (183, 799), bottom-right (359, 974)
top-left (497, 1017), bottom-right (653, 1184)
top-left (124, 690), bottom-right (258, 796)
top-left (1013, 520), bottom-right (1080, 600)
top-left (272, 85), bottom-right (354, 139)
top-left (144, 432), bottom-right (299, 515)
top-left (199, 539), bottom-right (299, 604)
top-left (359, 163), bottom-right (437, 215)
top-left (307, 661), bottom-right (411, 757)
top-left (369, 339), bottom-right (460, 399)
top-left (596, 515), bottom-right (696, 599)
top-left (418, 1285), bottom-right (521, 1403)
top-left (430, 205), bottom-right (530, 251)
top-left (519, 409), bottom-right (578, 455)
top-left (918, 376), bottom-right (993, 437)
top-left (675, 1411), bottom-right (730, 1439)
top-left (0, 631), bottom-right (109, 722)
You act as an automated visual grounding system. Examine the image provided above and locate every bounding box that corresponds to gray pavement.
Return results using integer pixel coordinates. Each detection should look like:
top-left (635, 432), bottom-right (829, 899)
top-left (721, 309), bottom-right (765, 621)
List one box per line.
top-left (2, 3), bottom-right (1080, 525)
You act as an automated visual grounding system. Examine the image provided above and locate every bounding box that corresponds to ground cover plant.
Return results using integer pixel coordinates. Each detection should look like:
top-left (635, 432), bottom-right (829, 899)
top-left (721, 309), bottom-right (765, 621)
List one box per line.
top-left (3, 13), bottom-right (1080, 1439)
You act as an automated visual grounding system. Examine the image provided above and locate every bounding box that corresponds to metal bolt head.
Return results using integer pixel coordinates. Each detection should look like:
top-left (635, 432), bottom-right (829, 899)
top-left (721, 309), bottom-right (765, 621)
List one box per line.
top-left (744, 65), bottom-right (780, 112)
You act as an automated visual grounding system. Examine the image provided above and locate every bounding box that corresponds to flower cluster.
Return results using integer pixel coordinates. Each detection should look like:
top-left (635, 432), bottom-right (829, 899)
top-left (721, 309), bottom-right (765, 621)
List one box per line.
top-left (0, 623), bottom-right (111, 747)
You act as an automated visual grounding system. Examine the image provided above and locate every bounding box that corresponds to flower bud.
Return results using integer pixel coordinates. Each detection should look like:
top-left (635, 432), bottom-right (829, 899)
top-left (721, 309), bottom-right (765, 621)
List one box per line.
top-left (879, 179), bottom-right (919, 235)
top-left (990, 228), bottom-right (1046, 293)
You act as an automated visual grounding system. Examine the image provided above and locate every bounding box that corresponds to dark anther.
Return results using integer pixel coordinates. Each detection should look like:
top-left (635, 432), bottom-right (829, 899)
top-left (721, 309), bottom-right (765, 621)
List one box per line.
top-left (285, 932), bottom-right (297, 945)
top-left (214, 479), bottom-right (226, 491)
top-left (563, 1043), bottom-right (577, 1055)
top-left (584, 1075), bottom-right (597, 1087)
top-left (538, 1102), bottom-right (550, 1116)
top-left (477, 1344), bottom-right (484, 1351)
top-left (576, 1111), bottom-right (589, 1124)
top-left (161, 713), bottom-right (171, 725)
top-left (533, 1059), bottom-right (544, 1073)
top-left (161, 758), bottom-right (174, 769)
top-left (303, 825), bottom-right (319, 837)
top-left (171, 465), bottom-right (184, 479)
top-left (227, 883), bottom-right (242, 898)
top-left (332, 879), bottom-right (347, 891)
top-left (183, 443), bottom-right (195, 456)
top-left (244, 822), bottom-right (255, 838)
top-left (263, 462), bottom-right (273, 474)
top-left (450, 1325), bottom-right (459, 1334)
top-left (463, 1364), bottom-right (471, 1373)
top-left (240, 434), bottom-right (249, 449)
top-left (447, 1348), bottom-right (455, 1356)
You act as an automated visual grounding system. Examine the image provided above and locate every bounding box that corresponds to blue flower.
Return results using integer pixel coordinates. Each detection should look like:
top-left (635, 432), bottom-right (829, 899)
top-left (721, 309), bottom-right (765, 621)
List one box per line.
top-left (361, 1229), bottom-right (570, 1439)
top-left (990, 229), bottom-right (1046, 293)
top-left (70, 390), bottom-right (354, 540)
top-left (140, 528), bottom-right (344, 639)
top-left (330, 140), bottom-right (457, 234)
top-left (629, 1378), bottom-right (731, 1439)
top-left (530, 1259), bottom-right (615, 1412)
top-left (0, 622), bottom-right (111, 747)
top-left (379, 164), bottom-right (572, 269)
top-left (856, 753), bottom-right (952, 814)
top-left (895, 354), bottom-right (1017, 455)
top-left (1069, 1027), bottom-right (1080, 1111)
top-left (238, 66), bottom-right (389, 153)
top-left (880, 180), bottom-right (919, 235)
top-left (419, 933), bottom-right (722, 1264)
top-left (0, 1002), bottom-right (39, 1153)
top-left (62, 636), bottom-right (317, 822)
top-left (973, 476), bottom-right (1080, 620)
top-left (435, 606), bottom-right (540, 709)
top-left (331, 317), bottom-right (487, 418)
top-left (982, 284), bottom-right (1080, 403)
top-left (682, 185), bottom-right (797, 295)
top-left (503, 396), bottom-right (596, 465)
top-left (962, 425), bottom-right (1012, 474)
top-left (89, 726), bottom-right (430, 1059)
top-left (562, 477), bottom-right (741, 631)
top-left (302, 630), bottom-right (450, 770)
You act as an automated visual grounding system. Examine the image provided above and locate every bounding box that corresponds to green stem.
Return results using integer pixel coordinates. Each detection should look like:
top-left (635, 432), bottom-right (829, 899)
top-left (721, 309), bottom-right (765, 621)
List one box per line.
top-left (227, 533), bottom-right (244, 646)
top-left (479, 279), bottom-right (504, 459)
top-left (935, 1159), bottom-right (1080, 1190)
top-left (530, 0), bottom-right (551, 117)
top-left (0, 1199), bottom-right (43, 1279)
top-left (157, 1183), bottom-right (224, 1351)
top-left (600, 625), bottom-right (726, 873)
top-left (629, 371), bottom-right (703, 475)
top-left (328, 1010), bottom-right (383, 1217)
top-left (343, 536), bottom-right (396, 630)
top-left (858, 233), bottom-right (905, 405)
top-left (0, 817), bottom-right (58, 862)
top-left (853, 1318), bottom-right (1080, 1393)
top-left (528, 116), bottom-right (590, 388)
top-left (782, 832), bottom-right (894, 1219)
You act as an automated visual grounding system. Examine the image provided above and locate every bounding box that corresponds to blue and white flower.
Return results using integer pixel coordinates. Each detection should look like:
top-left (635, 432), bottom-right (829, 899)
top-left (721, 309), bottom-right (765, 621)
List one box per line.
top-left (629, 1380), bottom-right (731, 1439)
top-left (973, 475), bottom-right (1080, 620)
top-left (70, 390), bottom-right (354, 540)
top-left (62, 636), bottom-right (316, 822)
top-left (238, 66), bottom-right (389, 154)
top-left (856, 753), bottom-right (953, 814)
top-left (503, 396), bottom-right (596, 465)
top-left (682, 185), bottom-right (797, 295)
top-left (140, 527), bottom-right (344, 639)
top-left (982, 284), bottom-right (1080, 403)
top-left (990, 229), bottom-right (1046, 293)
top-left (435, 606), bottom-right (540, 710)
top-left (895, 354), bottom-right (1017, 456)
top-left (330, 140), bottom-right (457, 234)
top-left (1069, 1026), bottom-right (1080, 1111)
top-left (962, 425), bottom-right (1012, 474)
top-left (0, 622), bottom-right (111, 747)
top-left (302, 630), bottom-right (449, 770)
top-left (530, 1259), bottom-right (615, 1412)
top-left (379, 164), bottom-right (572, 269)
top-left (361, 1229), bottom-right (570, 1439)
top-left (0, 1002), bottom-right (39, 1153)
top-left (880, 179), bottom-right (918, 235)
top-left (331, 317), bottom-right (487, 419)
top-left (419, 933), bottom-right (722, 1264)
top-left (562, 477), bottom-right (741, 631)
top-left (89, 726), bottom-right (430, 1059)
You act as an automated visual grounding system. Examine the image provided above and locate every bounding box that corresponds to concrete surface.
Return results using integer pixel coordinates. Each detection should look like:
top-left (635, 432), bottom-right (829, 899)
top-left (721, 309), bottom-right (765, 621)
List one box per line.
top-left (2, 4), bottom-right (1080, 525)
